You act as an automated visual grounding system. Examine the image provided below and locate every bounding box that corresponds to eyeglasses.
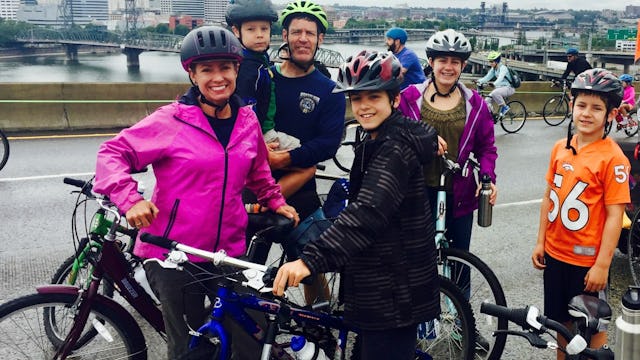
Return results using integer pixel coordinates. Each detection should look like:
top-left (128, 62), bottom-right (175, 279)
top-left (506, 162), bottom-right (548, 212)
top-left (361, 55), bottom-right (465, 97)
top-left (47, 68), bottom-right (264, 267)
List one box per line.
top-left (567, 55), bottom-right (575, 58)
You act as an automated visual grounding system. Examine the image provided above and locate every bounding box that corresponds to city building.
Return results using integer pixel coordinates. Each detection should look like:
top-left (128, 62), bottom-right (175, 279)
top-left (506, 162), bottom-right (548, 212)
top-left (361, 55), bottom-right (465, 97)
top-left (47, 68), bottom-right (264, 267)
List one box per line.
top-left (1, 0), bottom-right (20, 20)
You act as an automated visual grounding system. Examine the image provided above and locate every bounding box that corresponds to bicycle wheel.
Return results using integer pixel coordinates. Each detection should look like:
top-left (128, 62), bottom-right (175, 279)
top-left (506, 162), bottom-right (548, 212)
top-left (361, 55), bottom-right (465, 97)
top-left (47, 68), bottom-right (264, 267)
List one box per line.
top-left (0, 292), bottom-right (146, 359)
top-left (500, 100), bottom-right (526, 134)
top-left (0, 129), bottom-right (9, 171)
top-left (51, 245), bottom-right (115, 299)
top-left (624, 110), bottom-right (639, 137)
top-left (415, 276), bottom-right (476, 360)
top-left (331, 119), bottom-right (358, 174)
top-left (628, 208), bottom-right (640, 286)
top-left (439, 247), bottom-right (508, 360)
top-left (543, 95), bottom-right (569, 126)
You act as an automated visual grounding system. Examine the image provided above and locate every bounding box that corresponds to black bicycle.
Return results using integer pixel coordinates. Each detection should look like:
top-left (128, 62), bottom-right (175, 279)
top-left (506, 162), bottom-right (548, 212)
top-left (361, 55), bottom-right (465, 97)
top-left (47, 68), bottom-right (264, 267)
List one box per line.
top-left (0, 128), bottom-right (9, 171)
top-left (543, 79), bottom-right (572, 127)
top-left (476, 83), bottom-right (527, 134)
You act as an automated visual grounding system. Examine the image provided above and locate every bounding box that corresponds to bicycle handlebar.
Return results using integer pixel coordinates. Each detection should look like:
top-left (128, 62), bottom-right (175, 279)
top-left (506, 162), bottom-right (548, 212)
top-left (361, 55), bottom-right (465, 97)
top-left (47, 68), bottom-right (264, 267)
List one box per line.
top-left (481, 303), bottom-right (614, 360)
top-left (64, 177), bottom-right (94, 197)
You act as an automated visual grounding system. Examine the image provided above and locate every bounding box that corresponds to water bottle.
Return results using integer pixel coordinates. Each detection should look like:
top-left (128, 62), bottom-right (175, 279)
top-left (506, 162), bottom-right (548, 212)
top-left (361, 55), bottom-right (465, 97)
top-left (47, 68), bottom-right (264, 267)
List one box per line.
top-left (132, 262), bottom-right (161, 305)
top-left (615, 285), bottom-right (640, 359)
top-left (290, 335), bottom-right (328, 360)
top-left (477, 174), bottom-right (493, 227)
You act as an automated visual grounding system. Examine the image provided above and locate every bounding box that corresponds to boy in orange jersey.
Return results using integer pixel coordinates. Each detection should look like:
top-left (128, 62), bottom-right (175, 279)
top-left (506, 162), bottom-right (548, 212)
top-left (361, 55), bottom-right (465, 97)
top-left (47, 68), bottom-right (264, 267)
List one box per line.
top-left (532, 68), bottom-right (630, 360)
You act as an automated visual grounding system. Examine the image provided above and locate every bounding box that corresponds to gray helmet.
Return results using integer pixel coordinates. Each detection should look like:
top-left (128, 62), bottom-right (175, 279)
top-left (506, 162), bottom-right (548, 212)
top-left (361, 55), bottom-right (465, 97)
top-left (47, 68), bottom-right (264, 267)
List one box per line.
top-left (225, 0), bottom-right (278, 27)
top-left (180, 26), bottom-right (243, 71)
top-left (570, 68), bottom-right (623, 107)
top-left (333, 50), bottom-right (403, 93)
top-left (426, 29), bottom-right (472, 61)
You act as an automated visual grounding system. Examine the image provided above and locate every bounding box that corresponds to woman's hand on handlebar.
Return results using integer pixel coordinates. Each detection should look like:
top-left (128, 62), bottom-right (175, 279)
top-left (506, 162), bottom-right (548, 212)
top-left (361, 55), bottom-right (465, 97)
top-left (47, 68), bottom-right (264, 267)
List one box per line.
top-left (272, 259), bottom-right (311, 296)
top-left (275, 204), bottom-right (300, 226)
top-left (126, 200), bottom-right (159, 229)
top-left (437, 135), bottom-right (447, 156)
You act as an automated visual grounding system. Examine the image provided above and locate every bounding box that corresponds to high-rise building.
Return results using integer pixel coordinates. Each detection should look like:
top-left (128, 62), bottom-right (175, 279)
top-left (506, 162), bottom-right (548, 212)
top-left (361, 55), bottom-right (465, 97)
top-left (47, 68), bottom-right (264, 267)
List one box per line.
top-left (58, 0), bottom-right (109, 25)
top-left (0, 0), bottom-right (21, 20)
top-left (158, 0), bottom-right (227, 25)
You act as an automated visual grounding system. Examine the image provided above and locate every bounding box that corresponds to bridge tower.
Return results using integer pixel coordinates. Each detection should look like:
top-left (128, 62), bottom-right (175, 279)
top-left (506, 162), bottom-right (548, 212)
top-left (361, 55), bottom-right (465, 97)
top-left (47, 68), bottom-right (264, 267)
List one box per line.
top-left (122, 0), bottom-right (144, 70)
top-left (479, 2), bottom-right (486, 28)
top-left (501, 2), bottom-right (508, 24)
top-left (57, 0), bottom-right (79, 63)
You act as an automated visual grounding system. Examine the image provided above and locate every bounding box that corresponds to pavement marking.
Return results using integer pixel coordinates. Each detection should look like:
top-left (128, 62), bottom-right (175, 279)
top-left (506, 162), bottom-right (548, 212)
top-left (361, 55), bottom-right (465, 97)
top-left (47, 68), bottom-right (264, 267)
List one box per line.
top-left (7, 133), bottom-right (117, 140)
top-left (0, 172), bottom-right (94, 183)
top-left (495, 198), bottom-right (542, 208)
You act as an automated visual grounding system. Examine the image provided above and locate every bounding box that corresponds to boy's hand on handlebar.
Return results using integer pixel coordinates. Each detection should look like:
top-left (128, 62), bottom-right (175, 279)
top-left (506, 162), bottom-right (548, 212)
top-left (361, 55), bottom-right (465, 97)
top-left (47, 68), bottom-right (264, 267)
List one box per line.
top-left (275, 204), bottom-right (300, 226)
top-left (272, 259), bottom-right (311, 296)
top-left (126, 200), bottom-right (159, 228)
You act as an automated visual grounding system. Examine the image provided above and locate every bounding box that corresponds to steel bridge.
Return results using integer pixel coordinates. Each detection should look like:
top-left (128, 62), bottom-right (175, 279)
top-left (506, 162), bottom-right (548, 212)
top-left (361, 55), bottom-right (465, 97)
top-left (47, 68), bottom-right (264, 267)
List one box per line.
top-left (15, 28), bottom-right (345, 69)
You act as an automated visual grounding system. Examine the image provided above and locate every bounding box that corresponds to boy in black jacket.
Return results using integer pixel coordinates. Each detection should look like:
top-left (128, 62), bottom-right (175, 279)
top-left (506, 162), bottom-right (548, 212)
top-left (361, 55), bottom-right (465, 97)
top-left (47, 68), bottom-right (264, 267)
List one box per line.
top-left (273, 50), bottom-right (441, 359)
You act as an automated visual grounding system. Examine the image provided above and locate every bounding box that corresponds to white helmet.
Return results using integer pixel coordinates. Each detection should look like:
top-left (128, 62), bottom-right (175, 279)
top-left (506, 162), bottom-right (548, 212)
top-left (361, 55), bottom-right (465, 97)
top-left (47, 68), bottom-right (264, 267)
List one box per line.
top-left (426, 29), bottom-right (472, 60)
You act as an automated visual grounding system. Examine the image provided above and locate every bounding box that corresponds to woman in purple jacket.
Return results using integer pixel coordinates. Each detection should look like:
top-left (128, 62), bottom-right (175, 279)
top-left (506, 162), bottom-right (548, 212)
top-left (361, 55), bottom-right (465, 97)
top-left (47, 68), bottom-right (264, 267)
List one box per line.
top-left (94, 26), bottom-right (298, 359)
top-left (399, 29), bottom-right (498, 267)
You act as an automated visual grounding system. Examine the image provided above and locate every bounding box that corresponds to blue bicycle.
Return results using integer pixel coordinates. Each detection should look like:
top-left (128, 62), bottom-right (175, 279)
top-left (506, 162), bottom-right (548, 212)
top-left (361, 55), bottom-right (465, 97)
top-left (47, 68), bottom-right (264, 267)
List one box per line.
top-left (140, 233), bottom-right (477, 360)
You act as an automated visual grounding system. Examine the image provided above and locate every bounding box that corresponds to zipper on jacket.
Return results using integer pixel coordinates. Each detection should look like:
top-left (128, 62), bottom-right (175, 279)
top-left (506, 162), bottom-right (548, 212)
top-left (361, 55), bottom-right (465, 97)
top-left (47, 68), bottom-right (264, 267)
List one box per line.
top-left (213, 150), bottom-right (229, 252)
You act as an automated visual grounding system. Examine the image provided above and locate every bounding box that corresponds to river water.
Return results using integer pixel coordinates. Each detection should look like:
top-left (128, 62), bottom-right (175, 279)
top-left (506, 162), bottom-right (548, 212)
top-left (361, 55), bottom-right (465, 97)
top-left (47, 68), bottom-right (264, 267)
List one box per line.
top-left (0, 32), bottom-right (553, 83)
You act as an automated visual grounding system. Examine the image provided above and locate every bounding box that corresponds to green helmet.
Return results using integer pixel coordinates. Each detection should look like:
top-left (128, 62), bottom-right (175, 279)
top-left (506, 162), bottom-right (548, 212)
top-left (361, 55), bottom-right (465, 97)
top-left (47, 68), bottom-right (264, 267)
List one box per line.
top-left (487, 51), bottom-right (501, 62)
top-left (279, 0), bottom-right (329, 34)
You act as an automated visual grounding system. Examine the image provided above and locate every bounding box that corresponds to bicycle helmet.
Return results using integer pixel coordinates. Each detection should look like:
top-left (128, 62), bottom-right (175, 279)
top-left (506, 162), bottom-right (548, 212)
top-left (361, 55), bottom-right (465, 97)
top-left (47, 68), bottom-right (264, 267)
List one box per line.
top-left (487, 51), bottom-right (501, 62)
top-left (333, 50), bottom-right (403, 93)
top-left (180, 26), bottom-right (243, 71)
top-left (620, 74), bottom-right (634, 83)
top-left (225, 0), bottom-right (278, 27)
top-left (385, 27), bottom-right (408, 44)
top-left (566, 47), bottom-right (579, 55)
top-left (279, 0), bottom-right (329, 34)
top-left (425, 29), bottom-right (472, 61)
top-left (570, 68), bottom-right (623, 107)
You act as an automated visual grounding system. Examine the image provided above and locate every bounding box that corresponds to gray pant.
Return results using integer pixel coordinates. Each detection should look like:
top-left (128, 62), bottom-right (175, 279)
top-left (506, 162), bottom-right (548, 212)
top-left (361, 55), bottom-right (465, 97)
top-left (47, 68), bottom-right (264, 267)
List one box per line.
top-left (144, 260), bottom-right (218, 359)
top-left (485, 86), bottom-right (515, 108)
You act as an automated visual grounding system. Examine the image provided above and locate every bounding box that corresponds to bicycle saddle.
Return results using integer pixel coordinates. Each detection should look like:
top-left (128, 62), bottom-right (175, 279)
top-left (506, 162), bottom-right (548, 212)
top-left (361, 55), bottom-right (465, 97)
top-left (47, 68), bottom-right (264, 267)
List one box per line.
top-left (567, 294), bottom-right (612, 327)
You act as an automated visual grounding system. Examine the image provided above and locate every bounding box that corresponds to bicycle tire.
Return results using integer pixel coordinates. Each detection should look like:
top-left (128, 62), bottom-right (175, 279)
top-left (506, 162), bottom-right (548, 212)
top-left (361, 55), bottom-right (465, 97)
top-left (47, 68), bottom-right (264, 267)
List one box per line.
top-left (500, 100), bottom-right (527, 133)
top-left (415, 276), bottom-right (476, 359)
top-left (628, 208), bottom-right (640, 286)
top-left (624, 110), bottom-right (639, 137)
top-left (543, 95), bottom-right (569, 126)
top-left (51, 245), bottom-right (116, 299)
top-left (0, 292), bottom-right (146, 359)
top-left (440, 247), bottom-right (508, 360)
top-left (0, 129), bottom-right (9, 171)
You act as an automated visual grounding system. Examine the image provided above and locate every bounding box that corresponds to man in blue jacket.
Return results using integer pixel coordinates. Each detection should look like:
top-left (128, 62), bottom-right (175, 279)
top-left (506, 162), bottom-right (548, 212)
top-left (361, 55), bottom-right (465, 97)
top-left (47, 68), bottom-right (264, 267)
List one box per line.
top-left (385, 27), bottom-right (426, 89)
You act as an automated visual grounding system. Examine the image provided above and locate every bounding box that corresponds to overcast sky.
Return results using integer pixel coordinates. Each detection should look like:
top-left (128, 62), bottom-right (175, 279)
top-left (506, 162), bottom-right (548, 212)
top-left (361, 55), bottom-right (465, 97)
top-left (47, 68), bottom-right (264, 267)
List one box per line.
top-left (310, 0), bottom-right (629, 11)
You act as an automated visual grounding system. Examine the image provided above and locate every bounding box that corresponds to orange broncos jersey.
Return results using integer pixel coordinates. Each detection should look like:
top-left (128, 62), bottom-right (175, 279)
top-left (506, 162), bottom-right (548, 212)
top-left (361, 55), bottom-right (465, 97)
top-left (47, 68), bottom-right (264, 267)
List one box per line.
top-left (544, 137), bottom-right (630, 267)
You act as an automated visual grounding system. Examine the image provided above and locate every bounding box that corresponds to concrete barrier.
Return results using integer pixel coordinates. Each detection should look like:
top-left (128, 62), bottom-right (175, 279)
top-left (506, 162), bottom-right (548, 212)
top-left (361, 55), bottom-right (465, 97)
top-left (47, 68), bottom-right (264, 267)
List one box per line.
top-left (1, 82), bottom-right (637, 133)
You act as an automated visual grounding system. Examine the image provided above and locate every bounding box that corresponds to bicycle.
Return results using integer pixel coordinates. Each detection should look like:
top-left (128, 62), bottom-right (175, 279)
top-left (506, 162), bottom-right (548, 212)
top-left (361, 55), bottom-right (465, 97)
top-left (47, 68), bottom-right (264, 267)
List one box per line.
top-left (141, 233), bottom-right (477, 360)
top-left (0, 194), bottom-right (478, 359)
top-left (481, 296), bottom-right (614, 359)
top-left (612, 108), bottom-right (639, 137)
top-left (476, 82), bottom-right (527, 134)
top-left (543, 79), bottom-right (572, 126)
top-left (0, 127), bottom-right (9, 171)
top-left (433, 153), bottom-right (508, 360)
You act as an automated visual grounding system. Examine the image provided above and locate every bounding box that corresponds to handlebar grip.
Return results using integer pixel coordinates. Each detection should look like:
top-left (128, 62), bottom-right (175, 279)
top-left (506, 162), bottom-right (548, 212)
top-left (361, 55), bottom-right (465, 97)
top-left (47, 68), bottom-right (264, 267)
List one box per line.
top-left (140, 233), bottom-right (176, 250)
top-left (63, 177), bottom-right (89, 189)
top-left (480, 303), bottom-right (530, 328)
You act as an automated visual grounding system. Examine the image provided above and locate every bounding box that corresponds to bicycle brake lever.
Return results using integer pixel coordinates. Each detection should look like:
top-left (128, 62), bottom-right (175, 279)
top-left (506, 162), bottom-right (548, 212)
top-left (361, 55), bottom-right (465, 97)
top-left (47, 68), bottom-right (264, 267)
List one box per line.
top-left (495, 330), bottom-right (554, 349)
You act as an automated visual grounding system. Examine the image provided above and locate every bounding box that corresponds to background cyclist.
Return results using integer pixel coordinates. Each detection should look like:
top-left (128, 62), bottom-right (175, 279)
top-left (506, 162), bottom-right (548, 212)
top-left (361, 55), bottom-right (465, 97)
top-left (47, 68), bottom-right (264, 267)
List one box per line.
top-left (476, 51), bottom-right (515, 117)
top-left (616, 73), bottom-right (636, 129)
top-left (385, 27), bottom-right (426, 90)
top-left (561, 47), bottom-right (592, 81)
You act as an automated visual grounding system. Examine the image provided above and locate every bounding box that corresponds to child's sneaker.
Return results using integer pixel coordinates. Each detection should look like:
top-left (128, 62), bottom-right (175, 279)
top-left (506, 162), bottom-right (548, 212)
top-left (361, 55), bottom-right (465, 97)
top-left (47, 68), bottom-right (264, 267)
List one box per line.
top-left (499, 105), bottom-right (510, 116)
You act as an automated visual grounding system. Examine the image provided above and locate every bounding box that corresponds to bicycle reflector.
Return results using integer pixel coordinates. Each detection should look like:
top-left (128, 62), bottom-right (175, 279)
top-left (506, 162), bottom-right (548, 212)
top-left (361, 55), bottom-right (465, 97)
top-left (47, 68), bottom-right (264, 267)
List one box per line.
top-left (635, 142), bottom-right (640, 161)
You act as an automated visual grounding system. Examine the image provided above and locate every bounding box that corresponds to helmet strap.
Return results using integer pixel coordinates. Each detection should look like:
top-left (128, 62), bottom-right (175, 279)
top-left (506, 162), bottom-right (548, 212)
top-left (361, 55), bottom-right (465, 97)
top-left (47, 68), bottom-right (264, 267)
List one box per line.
top-left (429, 76), bottom-right (458, 103)
top-left (192, 85), bottom-right (230, 118)
top-left (565, 122), bottom-right (577, 155)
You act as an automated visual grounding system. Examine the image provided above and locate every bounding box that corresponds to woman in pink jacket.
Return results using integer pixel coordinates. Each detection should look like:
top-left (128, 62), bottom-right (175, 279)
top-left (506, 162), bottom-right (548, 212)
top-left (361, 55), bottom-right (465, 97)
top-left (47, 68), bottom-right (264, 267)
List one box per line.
top-left (94, 26), bottom-right (298, 359)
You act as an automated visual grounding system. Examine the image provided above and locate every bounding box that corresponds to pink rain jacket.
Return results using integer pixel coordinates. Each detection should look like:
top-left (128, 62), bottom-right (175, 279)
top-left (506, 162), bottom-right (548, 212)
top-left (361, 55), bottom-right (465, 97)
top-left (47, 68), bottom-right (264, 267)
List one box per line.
top-left (94, 96), bottom-right (286, 261)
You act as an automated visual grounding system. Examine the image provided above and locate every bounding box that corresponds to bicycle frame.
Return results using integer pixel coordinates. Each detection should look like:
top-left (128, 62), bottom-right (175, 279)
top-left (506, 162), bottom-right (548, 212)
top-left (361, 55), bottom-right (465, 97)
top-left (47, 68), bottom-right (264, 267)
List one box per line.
top-left (192, 281), bottom-right (352, 360)
top-left (50, 204), bottom-right (165, 359)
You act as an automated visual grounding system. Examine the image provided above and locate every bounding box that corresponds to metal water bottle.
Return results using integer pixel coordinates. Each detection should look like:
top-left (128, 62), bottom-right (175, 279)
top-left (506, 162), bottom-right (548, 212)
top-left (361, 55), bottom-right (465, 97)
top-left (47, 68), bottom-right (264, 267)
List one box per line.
top-left (615, 286), bottom-right (640, 359)
top-left (477, 174), bottom-right (493, 227)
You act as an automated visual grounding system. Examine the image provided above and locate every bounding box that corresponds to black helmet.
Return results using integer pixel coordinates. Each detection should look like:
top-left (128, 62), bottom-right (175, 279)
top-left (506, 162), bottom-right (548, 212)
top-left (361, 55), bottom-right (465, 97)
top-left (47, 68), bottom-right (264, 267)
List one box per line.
top-left (180, 26), bottom-right (243, 71)
top-left (570, 68), bottom-right (623, 107)
top-left (225, 0), bottom-right (278, 27)
top-left (333, 50), bottom-right (403, 93)
top-left (426, 29), bottom-right (472, 61)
